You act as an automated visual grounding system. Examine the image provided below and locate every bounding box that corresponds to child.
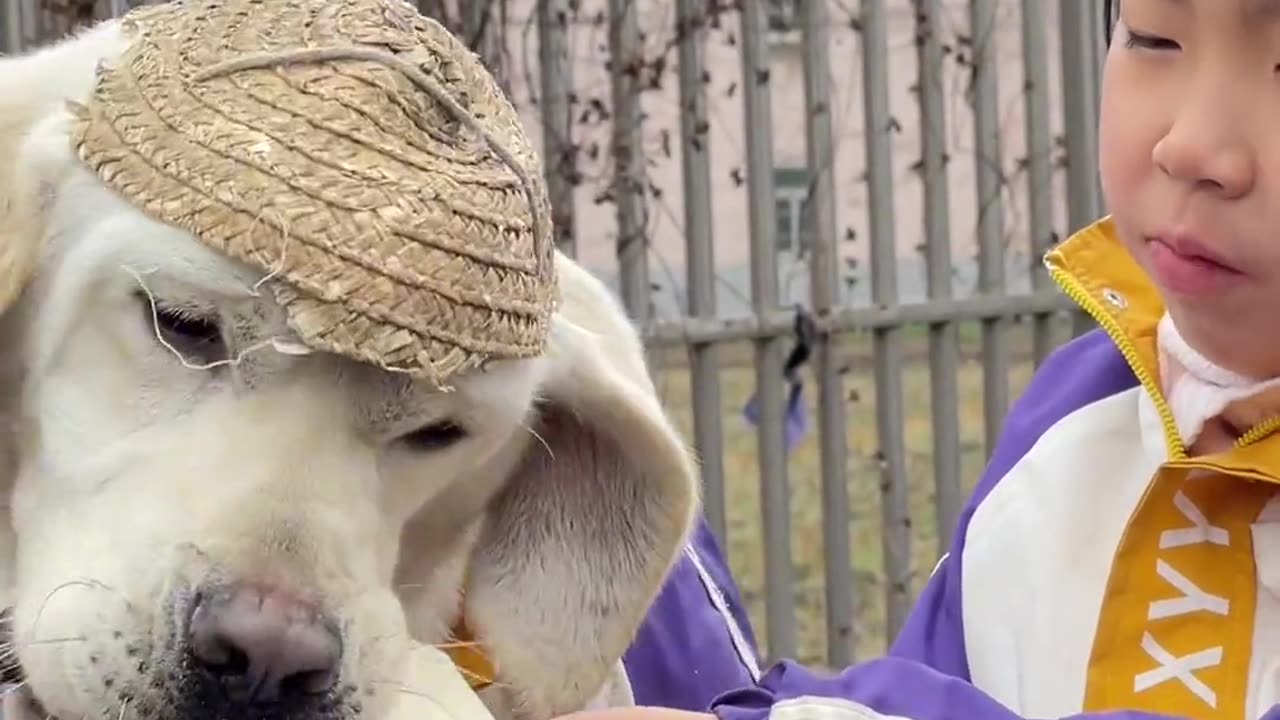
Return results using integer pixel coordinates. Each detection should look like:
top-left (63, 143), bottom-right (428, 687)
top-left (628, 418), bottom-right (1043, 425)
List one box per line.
top-left (565, 0), bottom-right (1280, 718)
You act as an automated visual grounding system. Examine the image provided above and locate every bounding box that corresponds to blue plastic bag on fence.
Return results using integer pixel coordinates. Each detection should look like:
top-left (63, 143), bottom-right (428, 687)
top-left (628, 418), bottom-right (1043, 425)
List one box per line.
top-left (742, 379), bottom-right (809, 452)
top-left (741, 308), bottom-right (814, 454)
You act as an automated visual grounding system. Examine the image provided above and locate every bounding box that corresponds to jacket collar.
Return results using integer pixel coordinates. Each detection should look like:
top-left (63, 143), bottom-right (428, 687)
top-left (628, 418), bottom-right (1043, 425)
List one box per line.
top-left (1046, 216), bottom-right (1280, 481)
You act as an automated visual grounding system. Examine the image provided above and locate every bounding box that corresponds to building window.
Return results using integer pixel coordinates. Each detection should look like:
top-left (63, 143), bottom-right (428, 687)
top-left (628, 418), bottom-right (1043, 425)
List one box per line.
top-left (766, 0), bottom-right (800, 33)
top-left (774, 167), bottom-right (813, 254)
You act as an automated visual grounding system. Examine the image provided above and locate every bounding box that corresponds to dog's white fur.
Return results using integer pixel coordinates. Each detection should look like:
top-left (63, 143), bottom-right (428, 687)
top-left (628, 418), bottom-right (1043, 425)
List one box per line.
top-left (0, 17), bottom-right (697, 720)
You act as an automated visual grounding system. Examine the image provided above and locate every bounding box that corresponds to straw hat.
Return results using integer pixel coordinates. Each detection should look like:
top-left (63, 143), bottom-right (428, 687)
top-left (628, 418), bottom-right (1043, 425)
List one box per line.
top-left (70, 0), bottom-right (557, 387)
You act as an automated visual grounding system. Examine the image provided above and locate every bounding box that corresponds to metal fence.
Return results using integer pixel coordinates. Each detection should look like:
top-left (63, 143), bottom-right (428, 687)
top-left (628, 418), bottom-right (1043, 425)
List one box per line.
top-left (1, 0), bottom-right (1112, 669)
top-left (532, 0), bottom-right (1111, 668)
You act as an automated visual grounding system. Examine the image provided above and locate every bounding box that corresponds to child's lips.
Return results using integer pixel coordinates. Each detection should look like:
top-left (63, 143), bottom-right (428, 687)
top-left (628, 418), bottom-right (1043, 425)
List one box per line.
top-left (1147, 234), bottom-right (1247, 296)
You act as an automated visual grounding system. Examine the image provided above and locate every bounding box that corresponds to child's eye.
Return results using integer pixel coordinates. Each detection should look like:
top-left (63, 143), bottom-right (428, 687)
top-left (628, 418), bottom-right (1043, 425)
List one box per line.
top-left (1123, 29), bottom-right (1180, 52)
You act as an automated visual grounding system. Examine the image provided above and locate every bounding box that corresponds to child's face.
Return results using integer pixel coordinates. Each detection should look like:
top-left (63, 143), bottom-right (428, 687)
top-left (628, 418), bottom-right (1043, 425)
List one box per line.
top-left (1101, 0), bottom-right (1280, 377)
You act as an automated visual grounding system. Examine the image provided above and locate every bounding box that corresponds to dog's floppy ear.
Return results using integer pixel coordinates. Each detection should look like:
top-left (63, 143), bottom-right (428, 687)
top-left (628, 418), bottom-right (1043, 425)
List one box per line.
top-left (464, 255), bottom-right (699, 718)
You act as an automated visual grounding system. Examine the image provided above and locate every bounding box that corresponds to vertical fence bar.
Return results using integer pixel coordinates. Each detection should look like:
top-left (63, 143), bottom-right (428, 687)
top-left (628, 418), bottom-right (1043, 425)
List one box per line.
top-left (463, 1), bottom-right (507, 94)
top-left (2, 0), bottom-right (21, 54)
top-left (1020, 0), bottom-right (1056, 366)
top-left (860, 0), bottom-right (911, 641)
top-left (800, 0), bottom-right (853, 667)
top-left (537, 0), bottom-right (578, 257)
top-left (33, 0), bottom-right (47, 45)
top-left (969, 0), bottom-right (1009, 454)
top-left (912, 0), bottom-right (963, 550)
top-left (676, 0), bottom-right (727, 548)
top-left (739, 0), bottom-right (795, 662)
top-left (34, 0), bottom-right (45, 44)
top-left (608, 0), bottom-right (650, 325)
top-left (1060, 1), bottom-right (1102, 235)
top-left (21, 0), bottom-right (36, 47)
top-left (1089, 5), bottom-right (1105, 177)
top-left (1060, 0), bottom-right (1103, 336)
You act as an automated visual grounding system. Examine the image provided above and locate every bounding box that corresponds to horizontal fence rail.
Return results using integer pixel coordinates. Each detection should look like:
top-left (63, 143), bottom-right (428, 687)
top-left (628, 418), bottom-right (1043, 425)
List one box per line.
top-left (2, 0), bottom-right (1109, 668)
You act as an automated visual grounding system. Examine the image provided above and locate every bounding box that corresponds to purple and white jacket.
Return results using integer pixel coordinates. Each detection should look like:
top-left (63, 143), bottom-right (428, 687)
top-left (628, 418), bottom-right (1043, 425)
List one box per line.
top-left (621, 326), bottom-right (1147, 719)
top-left (620, 218), bottom-right (1280, 720)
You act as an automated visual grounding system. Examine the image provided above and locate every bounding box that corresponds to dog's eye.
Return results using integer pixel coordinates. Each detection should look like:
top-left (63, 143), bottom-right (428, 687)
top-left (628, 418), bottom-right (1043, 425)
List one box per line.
top-left (397, 421), bottom-right (468, 452)
top-left (139, 295), bottom-right (228, 367)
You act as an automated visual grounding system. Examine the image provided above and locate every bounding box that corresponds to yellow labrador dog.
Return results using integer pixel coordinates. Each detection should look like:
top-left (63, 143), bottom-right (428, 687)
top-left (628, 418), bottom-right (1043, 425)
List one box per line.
top-left (0, 4), bottom-right (708, 720)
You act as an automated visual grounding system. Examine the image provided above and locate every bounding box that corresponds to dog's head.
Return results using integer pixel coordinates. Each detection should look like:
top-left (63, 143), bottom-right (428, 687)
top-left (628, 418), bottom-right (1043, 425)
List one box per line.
top-left (0, 14), bottom-right (697, 720)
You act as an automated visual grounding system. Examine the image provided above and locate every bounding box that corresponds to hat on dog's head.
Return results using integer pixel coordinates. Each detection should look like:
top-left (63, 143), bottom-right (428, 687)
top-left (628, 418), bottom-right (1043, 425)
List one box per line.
top-left (71, 0), bottom-right (557, 387)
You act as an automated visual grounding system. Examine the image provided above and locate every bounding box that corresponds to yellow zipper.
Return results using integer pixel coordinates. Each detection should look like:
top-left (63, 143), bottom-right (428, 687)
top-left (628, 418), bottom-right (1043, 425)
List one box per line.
top-left (1047, 261), bottom-right (1188, 459)
top-left (1048, 258), bottom-right (1280, 456)
top-left (1235, 415), bottom-right (1280, 448)
top-left (1044, 225), bottom-right (1280, 466)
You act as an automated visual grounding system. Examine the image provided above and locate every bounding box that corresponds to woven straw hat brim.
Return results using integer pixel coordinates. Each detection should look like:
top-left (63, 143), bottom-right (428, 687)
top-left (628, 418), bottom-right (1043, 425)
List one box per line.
top-left (71, 0), bottom-right (557, 386)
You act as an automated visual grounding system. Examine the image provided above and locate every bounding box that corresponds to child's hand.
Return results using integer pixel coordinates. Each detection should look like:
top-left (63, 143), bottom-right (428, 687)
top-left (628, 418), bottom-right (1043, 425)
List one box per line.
top-left (555, 709), bottom-right (715, 720)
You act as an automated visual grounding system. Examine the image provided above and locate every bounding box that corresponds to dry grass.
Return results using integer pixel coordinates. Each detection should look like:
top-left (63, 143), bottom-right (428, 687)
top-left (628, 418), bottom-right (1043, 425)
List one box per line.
top-left (648, 319), bottom-right (1074, 666)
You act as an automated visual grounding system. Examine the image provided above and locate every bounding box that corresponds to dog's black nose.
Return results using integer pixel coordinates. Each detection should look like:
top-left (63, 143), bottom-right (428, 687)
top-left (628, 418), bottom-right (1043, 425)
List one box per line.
top-left (186, 582), bottom-right (341, 705)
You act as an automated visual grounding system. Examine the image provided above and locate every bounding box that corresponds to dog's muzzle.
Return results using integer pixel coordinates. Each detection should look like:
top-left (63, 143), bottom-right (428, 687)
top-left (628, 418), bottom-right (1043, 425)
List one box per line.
top-left (176, 580), bottom-right (345, 717)
top-left (0, 580), bottom-right (357, 720)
